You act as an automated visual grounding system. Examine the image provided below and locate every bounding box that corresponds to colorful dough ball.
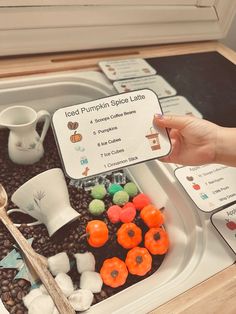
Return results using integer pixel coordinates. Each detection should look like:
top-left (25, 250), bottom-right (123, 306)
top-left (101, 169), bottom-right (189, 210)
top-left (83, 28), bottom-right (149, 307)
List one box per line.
top-left (108, 184), bottom-right (123, 196)
top-left (91, 184), bottom-right (107, 199)
top-left (107, 205), bottom-right (122, 223)
top-left (132, 193), bottom-right (151, 211)
top-left (124, 182), bottom-right (138, 197)
top-left (113, 190), bottom-right (129, 206)
top-left (88, 199), bottom-right (105, 216)
top-left (123, 202), bottom-right (136, 210)
top-left (120, 206), bottom-right (136, 223)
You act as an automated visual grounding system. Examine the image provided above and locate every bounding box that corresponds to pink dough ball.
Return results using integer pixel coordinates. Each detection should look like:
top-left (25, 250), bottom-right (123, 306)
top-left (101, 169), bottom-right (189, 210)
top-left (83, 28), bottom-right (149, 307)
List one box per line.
top-left (107, 205), bottom-right (122, 223)
top-left (120, 206), bottom-right (136, 223)
top-left (123, 202), bottom-right (136, 210)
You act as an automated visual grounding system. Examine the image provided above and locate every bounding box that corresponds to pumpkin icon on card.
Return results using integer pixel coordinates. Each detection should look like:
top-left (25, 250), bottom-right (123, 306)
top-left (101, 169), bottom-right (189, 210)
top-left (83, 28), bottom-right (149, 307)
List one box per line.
top-left (70, 131), bottom-right (82, 143)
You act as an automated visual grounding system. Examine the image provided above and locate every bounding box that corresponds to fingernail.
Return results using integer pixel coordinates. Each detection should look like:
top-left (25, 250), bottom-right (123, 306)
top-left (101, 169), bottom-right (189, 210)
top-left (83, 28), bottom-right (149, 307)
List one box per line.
top-left (154, 113), bottom-right (163, 119)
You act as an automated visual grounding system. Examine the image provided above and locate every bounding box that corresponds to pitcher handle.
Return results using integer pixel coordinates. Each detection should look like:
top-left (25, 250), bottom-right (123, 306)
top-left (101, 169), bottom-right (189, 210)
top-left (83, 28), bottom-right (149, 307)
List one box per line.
top-left (7, 208), bottom-right (42, 227)
top-left (36, 110), bottom-right (51, 144)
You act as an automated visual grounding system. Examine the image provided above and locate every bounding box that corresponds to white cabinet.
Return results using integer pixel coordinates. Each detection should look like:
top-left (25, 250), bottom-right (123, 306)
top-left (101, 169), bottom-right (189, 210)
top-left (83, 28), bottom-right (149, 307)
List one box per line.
top-left (0, 0), bottom-right (235, 56)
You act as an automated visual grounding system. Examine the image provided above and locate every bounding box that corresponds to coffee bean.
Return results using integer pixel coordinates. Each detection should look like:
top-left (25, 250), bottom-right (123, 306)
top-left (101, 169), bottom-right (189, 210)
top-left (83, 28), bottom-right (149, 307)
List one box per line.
top-left (17, 279), bottom-right (27, 288)
top-left (1, 286), bottom-right (9, 292)
top-left (6, 299), bottom-right (14, 306)
top-left (17, 290), bottom-right (24, 301)
top-left (11, 288), bottom-right (18, 298)
top-left (38, 237), bottom-right (46, 244)
top-left (100, 290), bottom-right (108, 298)
top-left (1, 279), bottom-right (9, 286)
top-left (2, 248), bottom-right (9, 256)
top-left (74, 233), bottom-right (79, 240)
top-left (2, 291), bottom-right (11, 302)
top-left (10, 305), bottom-right (17, 314)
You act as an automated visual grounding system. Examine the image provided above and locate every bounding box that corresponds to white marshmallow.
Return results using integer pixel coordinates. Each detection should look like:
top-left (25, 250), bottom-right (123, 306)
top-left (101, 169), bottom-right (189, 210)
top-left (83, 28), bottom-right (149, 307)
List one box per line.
top-left (48, 252), bottom-right (70, 276)
top-left (23, 288), bottom-right (43, 309)
top-left (28, 295), bottom-right (55, 314)
top-left (68, 289), bottom-right (93, 311)
top-left (52, 307), bottom-right (60, 314)
top-left (55, 272), bottom-right (74, 297)
top-left (80, 271), bottom-right (103, 293)
top-left (74, 252), bottom-right (95, 274)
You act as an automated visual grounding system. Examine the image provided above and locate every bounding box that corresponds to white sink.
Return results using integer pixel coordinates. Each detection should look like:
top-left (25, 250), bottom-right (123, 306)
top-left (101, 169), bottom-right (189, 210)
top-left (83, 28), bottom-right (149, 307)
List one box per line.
top-left (0, 70), bottom-right (234, 314)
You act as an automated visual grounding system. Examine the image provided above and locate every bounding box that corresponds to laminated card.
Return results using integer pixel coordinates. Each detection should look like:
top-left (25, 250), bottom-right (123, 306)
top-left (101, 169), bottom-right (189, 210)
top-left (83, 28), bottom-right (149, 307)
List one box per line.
top-left (52, 89), bottom-right (171, 180)
top-left (175, 164), bottom-right (236, 212)
top-left (211, 204), bottom-right (236, 254)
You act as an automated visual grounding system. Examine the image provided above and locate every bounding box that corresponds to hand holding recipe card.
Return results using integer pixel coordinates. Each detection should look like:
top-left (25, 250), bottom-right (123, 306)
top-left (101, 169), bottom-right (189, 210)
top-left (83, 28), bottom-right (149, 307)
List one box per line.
top-left (52, 89), bottom-right (171, 180)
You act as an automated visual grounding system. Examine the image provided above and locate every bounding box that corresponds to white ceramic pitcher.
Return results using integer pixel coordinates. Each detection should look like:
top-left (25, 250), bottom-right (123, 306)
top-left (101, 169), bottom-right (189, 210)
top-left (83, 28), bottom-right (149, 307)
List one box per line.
top-left (0, 106), bottom-right (51, 165)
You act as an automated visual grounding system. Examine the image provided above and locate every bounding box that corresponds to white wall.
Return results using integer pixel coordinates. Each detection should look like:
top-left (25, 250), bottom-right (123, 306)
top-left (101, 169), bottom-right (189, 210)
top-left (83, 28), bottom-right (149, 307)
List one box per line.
top-left (222, 13), bottom-right (236, 51)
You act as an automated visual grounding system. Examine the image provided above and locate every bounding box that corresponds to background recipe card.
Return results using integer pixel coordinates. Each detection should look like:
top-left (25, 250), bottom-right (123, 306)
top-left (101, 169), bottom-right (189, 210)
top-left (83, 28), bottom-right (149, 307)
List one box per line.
top-left (52, 89), bottom-right (171, 180)
top-left (175, 164), bottom-right (236, 212)
top-left (113, 75), bottom-right (176, 99)
top-left (99, 58), bottom-right (156, 81)
top-left (160, 96), bottom-right (202, 118)
top-left (211, 204), bottom-right (236, 254)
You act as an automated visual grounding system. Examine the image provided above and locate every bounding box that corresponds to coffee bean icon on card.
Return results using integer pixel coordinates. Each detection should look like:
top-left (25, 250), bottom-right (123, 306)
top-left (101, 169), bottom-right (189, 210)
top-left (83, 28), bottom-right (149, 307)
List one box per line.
top-left (186, 176), bottom-right (194, 181)
top-left (67, 121), bottom-right (79, 130)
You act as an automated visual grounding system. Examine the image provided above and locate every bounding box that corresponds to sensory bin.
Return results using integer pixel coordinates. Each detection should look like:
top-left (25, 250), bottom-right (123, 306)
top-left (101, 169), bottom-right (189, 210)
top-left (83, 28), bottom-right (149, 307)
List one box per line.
top-left (0, 127), bottom-right (169, 313)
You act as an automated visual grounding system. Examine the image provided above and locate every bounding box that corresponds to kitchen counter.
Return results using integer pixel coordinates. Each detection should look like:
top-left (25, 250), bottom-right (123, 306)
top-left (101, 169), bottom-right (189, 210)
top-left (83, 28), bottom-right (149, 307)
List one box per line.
top-left (0, 41), bottom-right (235, 314)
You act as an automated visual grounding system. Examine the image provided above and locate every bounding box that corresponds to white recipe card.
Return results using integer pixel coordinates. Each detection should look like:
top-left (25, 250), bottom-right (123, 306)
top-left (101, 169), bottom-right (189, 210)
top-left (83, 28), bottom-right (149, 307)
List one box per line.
top-left (52, 89), bottom-right (171, 180)
top-left (99, 58), bottom-right (156, 81)
top-left (160, 96), bottom-right (202, 118)
top-left (175, 164), bottom-right (236, 212)
top-left (113, 75), bottom-right (176, 99)
top-left (211, 204), bottom-right (236, 254)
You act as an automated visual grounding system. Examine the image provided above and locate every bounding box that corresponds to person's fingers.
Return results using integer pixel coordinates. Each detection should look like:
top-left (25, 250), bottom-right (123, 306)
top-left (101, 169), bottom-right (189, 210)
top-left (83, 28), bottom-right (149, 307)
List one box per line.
top-left (159, 136), bottom-right (180, 163)
top-left (153, 114), bottom-right (195, 130)
top-left (169, 128), bottom-right (181, 140)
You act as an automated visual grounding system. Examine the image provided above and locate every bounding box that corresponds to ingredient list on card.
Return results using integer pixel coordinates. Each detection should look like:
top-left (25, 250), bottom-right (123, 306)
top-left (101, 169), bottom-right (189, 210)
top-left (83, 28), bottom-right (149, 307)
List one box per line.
top-left (52, 89), bottom-right (171, 180)
top-left (175, 164), bottom-right (236, 212)
top-left (99, 58), bottom-right (156, 81)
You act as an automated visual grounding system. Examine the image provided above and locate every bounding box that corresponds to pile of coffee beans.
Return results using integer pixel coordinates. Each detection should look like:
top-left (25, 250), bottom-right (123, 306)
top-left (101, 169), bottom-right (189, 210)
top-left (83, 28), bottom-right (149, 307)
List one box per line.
top-left (0, 127), bottom-right (165, 313)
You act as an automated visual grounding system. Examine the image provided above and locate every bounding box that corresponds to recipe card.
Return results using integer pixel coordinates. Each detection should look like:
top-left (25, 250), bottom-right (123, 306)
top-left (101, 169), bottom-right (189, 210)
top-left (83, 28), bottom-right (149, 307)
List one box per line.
top-left (211, 204), bottom-right (236, 254)
top-left (99, 58), bottom-right (156, 81)
top-left (175, 164), bottom-right (236, 212)
top-left (52, 89), bottom-right (171, 180)
top-left (113, 75), bottom-right (176, 99)
top-left (160, 96), bottom-right (202, 118)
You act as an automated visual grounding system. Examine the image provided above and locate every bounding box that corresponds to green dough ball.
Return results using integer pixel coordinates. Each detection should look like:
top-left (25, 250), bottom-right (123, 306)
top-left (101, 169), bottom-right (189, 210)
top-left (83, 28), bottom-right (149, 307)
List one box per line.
top-left (91, 184), bottom-right (107, 199)
top-left (88, 199), bottom-right (105, 216)
top-left (108, 184), bottom-right (123, 196)
top-left (113, 191), bottom-right (129, 206)
top-left (124, 182), bottom-right (138, 197)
